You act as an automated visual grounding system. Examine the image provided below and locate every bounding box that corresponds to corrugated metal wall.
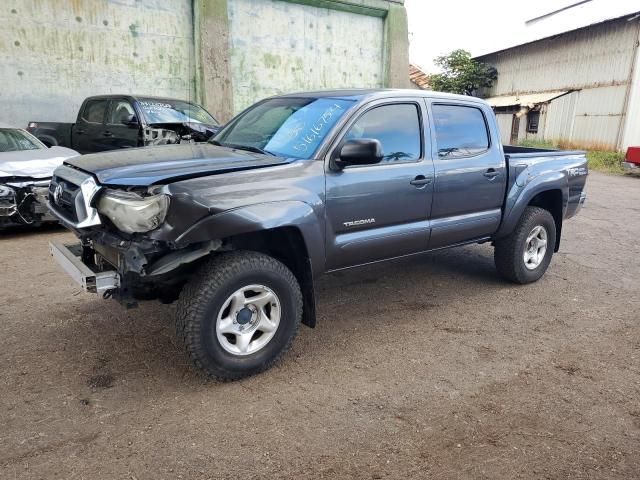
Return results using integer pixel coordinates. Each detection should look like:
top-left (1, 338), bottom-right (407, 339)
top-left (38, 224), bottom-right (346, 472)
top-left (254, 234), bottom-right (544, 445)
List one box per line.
top-left (622, 26), bottom-right (640, 149)
top-left (495, 113), bottom-right (513, 145)
top-left (479, 16), bottom-right (640, 150)
top-left (543, 91), bottom-right (578, 143)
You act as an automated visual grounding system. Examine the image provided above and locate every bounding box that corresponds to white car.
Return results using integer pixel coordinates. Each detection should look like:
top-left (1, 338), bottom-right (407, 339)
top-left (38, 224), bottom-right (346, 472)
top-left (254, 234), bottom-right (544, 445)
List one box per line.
top-left (0, 124), bottom-right (79, 228)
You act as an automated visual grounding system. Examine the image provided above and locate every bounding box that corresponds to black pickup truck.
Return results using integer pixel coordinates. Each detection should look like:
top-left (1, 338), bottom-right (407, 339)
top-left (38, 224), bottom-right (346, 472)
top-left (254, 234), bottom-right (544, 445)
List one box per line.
top-left (27, 95), bottom-right (220, 154)
top-left (48, 89), bottom-right (588, 380)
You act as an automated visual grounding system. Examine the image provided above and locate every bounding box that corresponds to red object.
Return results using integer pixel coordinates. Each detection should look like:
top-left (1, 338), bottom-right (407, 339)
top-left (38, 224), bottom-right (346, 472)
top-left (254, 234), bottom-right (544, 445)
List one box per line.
top-left (626, 147), bottom-right (640, 165)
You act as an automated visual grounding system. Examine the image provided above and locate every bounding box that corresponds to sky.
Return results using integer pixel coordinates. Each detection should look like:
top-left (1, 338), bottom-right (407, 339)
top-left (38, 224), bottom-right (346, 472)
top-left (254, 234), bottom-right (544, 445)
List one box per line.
top-left (405, 0), bottom-right (640, 72)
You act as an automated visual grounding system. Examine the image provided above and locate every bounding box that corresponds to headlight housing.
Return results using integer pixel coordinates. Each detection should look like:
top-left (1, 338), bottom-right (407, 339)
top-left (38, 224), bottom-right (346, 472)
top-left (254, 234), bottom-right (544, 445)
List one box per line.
top-left (0, 184), bottom-right (16, 199)
top-left (97, 189), bottom-right (169, 234)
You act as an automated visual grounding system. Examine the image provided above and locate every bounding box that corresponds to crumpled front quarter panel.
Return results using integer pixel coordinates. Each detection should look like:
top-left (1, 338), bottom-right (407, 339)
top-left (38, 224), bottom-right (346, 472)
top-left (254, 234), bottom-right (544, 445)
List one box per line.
top-left (152, 159), bottom-right (327, 272)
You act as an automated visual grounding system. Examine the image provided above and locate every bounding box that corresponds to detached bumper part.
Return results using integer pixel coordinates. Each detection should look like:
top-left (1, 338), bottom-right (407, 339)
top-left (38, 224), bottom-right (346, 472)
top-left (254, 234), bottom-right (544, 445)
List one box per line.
top-left (49, 241), bottom-right (120, 294)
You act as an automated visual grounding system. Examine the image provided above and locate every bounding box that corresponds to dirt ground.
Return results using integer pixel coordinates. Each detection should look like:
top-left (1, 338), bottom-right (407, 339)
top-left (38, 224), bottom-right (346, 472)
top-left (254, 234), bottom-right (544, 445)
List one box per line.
top-left (1, 171), bottom-right (639, 479)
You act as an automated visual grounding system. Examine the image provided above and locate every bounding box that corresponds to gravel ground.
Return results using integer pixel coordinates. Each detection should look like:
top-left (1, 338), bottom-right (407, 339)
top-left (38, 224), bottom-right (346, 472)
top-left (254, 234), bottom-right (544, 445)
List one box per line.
top-left (1, 171), bottom-right (639, 479)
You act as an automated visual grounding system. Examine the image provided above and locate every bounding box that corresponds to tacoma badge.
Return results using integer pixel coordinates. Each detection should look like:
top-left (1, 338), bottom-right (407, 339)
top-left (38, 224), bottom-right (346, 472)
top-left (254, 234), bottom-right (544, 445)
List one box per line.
top-left (343, 218), bottom-right (376, 227)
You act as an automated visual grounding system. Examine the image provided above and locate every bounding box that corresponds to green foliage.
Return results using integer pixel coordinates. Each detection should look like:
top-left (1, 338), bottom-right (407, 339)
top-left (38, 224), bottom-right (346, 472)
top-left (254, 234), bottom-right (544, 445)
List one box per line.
top-left (429, 49), bottom-right (498, 96)
top-left (518, 139), bottom-right (626, 174)
top-left (518, 139), bottom-right (558, 149)
top-left (586, 151), bottom-right (625, 174)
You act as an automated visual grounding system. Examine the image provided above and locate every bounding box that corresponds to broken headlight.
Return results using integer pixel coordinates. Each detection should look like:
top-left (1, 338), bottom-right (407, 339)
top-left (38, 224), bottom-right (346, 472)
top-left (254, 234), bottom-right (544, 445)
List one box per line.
top-left (97, 189), bottom-right (169, 234)
top-left (0, 184), bottom-right (15, 198)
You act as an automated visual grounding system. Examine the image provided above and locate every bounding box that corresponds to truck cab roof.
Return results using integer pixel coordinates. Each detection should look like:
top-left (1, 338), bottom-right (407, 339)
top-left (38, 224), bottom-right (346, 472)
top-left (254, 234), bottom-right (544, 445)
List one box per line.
top-left (82, 94), bottom-right (200, 104)
top-left (276, 88), bottom-right (491, 106)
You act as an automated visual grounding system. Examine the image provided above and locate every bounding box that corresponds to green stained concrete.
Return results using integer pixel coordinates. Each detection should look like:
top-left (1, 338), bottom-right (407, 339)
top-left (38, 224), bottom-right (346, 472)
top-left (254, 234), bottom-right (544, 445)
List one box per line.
top-left (0, 0), bottom-right (195, 127)
top-left (383, 2), bottom-right (410, 88)
top-left (129, 23), bottom-right (140, 37)
top-left (0, 0), bottom-right (408, 126)
top-left (195, 0), bottom-right (409, 119)
top-left (194, 0), bottom-right (235, 121)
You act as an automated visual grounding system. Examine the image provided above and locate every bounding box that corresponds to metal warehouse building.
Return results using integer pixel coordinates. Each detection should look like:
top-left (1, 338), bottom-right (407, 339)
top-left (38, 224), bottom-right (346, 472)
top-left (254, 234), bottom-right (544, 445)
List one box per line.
top-left (477, 10), bottom-right (640, 151)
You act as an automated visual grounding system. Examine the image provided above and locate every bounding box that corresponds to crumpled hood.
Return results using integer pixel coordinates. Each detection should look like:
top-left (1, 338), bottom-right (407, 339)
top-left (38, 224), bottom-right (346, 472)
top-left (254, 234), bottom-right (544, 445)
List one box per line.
top-left (65, 143), bottom-right (293, 186)
top-left (0, 146), bottom-right (79, 179)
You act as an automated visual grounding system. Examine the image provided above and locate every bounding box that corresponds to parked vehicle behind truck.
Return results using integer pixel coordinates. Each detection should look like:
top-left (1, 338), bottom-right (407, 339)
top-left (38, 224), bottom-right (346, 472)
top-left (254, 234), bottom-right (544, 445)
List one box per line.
top-left (0, 124), bottom-right (79, 229)
top-left (27, 95), bottom-right (220, 154)
top-left (47, 89), bottom-right (588, 380)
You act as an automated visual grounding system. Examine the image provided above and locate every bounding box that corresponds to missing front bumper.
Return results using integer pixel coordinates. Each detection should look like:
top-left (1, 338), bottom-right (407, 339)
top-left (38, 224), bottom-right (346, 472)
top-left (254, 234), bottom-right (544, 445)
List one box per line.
top-left (49, 241), bottom-right (120, 294)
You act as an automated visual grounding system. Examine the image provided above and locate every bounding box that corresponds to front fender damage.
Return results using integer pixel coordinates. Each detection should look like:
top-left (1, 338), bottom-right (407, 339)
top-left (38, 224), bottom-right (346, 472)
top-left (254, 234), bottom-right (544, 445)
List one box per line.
top-left (83, 230), bottom-right (223, 305)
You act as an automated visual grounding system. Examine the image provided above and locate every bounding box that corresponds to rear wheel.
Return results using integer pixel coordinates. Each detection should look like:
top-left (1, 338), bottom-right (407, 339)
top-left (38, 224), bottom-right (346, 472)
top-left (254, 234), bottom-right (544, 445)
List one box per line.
top-left (176, 251), bottom-right (302, 380)
top-left (494, 206), bottom-right (556, 284)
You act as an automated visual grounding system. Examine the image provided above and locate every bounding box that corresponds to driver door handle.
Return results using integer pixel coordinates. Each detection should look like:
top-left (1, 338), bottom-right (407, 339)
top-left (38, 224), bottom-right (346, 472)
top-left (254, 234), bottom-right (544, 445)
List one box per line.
top-left (410, 175), bottom-right (433, 187)
top-left (483, 168), bottom-right (500, 179)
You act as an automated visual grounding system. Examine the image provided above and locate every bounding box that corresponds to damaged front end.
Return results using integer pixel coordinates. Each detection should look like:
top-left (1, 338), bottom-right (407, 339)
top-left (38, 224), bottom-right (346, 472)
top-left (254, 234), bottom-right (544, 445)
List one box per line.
top-left (47, 165), bottom-right (222, 306)
top-left (0, 177), bottom-right (55, 228)
top-left (143, 122), bottom-right (219, 146)
top-left (50, 233), bottom-right (221, 307)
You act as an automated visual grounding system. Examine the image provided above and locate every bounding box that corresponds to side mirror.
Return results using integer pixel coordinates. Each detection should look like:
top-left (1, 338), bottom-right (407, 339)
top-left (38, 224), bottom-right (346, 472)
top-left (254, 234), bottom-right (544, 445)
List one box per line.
top-left (335, 139), bottom-right (383, 169)
top-left (124, 114), bottom-right (139, 127)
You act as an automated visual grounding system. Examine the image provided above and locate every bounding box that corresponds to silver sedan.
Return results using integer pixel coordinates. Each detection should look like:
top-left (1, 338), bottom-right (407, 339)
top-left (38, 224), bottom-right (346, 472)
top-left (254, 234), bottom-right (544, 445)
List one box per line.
top-left (0, 124), bottom-right (79, 228)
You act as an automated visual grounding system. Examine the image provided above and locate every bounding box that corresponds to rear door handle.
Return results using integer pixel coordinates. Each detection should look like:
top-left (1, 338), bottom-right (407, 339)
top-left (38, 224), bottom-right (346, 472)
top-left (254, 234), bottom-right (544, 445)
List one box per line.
top-left (75, 129), bottom-right (85, 135)
top-left (102, 131), bottom-right (113, 137)
top-left (483, 168), bottom-right (500, 179)
top-left (410, 175), bottom-right (433, 187)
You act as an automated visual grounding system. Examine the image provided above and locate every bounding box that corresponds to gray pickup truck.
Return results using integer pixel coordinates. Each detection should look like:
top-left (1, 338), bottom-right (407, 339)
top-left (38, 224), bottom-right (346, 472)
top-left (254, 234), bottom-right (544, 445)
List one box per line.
top-left (48, 89), bottom-right (588, 380)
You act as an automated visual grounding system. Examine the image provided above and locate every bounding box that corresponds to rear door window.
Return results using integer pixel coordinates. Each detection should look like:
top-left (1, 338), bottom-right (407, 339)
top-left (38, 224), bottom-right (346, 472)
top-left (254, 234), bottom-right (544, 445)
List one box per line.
top-left (82, 100), bottom-right (109, 123)
top-left (432, 104), bottom-right (489, 158)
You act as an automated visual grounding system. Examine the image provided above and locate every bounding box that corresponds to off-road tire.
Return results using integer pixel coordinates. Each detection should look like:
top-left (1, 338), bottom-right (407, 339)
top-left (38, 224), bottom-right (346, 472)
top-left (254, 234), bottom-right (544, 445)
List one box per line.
top-left (494, 206), bottom-right (556, 284)
top-left (176, 251), bottom-right (303, 380)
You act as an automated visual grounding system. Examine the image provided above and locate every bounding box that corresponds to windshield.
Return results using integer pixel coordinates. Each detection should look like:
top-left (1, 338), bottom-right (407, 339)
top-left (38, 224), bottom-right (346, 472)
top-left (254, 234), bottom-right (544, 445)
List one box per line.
top-left (213, 97), bottom-right (355, 159)
top-left (138, 98), bottom-right (218, 125)
top-left (0, 128), bottom-right (45, 152)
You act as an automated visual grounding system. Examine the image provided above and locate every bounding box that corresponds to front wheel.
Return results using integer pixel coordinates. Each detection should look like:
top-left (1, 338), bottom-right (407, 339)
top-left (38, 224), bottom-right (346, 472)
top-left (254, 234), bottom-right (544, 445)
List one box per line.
top-left (176, 251), bottom-right (303, 380)
top-left (494, 206), bottom-right (557, 284)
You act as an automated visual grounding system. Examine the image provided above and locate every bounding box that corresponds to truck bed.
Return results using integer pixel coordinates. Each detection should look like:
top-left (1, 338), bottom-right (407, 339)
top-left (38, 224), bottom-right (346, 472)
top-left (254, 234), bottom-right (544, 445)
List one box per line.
top-left (503, 144), bottom-right (585, 157)
top-left (26, 122), bottom-right (73, 148)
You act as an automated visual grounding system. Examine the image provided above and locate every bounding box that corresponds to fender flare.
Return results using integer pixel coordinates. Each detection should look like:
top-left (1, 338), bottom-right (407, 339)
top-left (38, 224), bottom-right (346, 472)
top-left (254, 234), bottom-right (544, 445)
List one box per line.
top-left (496, 171), bottom-right (569, 239)
top-left (175, 200), bottom-right (325, 276)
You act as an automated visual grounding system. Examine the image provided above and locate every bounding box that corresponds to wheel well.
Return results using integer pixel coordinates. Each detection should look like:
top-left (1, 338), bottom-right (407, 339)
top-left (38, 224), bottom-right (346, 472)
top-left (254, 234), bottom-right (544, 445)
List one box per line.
top-left (528, 190), bottom-right (563, 251)
top-left (227, 227), bottom-right (316, 328)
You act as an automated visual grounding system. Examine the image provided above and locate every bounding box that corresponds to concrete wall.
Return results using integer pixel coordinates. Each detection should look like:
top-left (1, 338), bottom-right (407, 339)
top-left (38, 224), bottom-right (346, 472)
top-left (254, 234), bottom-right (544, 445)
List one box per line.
top-left (478, 15), bottom-right (640, 150)
top-left (1, 0), bottom-right (409, 127)
top-left (227, 0), bottom-right (384, 113)
top-left (0, 0), bottom-right (195, 128)
top-left (197, 0), bottom-right (410, 121)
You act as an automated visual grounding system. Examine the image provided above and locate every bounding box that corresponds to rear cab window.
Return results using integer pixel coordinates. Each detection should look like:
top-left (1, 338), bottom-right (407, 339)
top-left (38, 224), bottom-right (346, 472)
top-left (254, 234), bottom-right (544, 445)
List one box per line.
top-left (81, 99), bottom-right (109, 124)
top-left (432, 104), bottom-right (489, 158)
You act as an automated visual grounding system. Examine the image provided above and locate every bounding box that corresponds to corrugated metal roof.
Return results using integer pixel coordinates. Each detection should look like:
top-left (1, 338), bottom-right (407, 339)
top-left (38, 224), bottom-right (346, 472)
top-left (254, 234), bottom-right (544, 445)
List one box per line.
top-left (485, 90), bottom-right (571, 108)
top-left (475, 7), bottom-right (640, 58)
top-left (409, 64), bottom-right (430, 89)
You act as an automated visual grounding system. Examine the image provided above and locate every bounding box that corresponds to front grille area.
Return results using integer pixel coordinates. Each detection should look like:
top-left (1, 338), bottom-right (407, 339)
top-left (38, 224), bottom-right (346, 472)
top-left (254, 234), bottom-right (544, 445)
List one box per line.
top-left (47, 165), bottom-right (102, 228)
top-left (49, 176), bottom-right (81, 223)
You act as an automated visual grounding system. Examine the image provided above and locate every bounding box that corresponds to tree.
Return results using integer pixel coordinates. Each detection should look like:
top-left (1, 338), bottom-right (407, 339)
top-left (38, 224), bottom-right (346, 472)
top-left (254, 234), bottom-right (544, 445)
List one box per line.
top-left (429, 49), bottom-right (497, 96)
